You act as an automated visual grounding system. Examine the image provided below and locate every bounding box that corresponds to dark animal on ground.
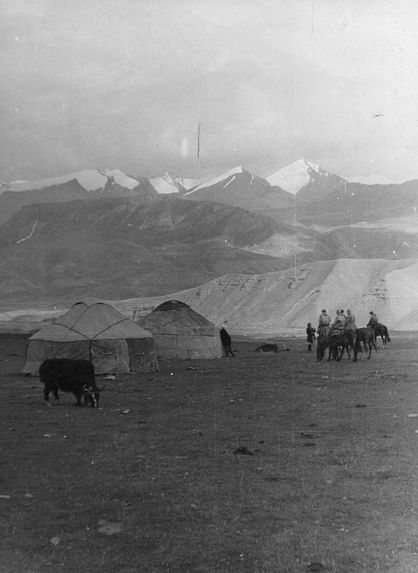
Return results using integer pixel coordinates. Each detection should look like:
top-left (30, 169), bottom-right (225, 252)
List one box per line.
top-left (373, 323), bottom-right (391, 346)
top-left (355, 327), bottom-right (377, 359)
top-left (39, 358), bottom-right (104, 407)
top-left (255, 343), bottom-right (278, 353)
top-left (328, 329), bottom-right (357, 362)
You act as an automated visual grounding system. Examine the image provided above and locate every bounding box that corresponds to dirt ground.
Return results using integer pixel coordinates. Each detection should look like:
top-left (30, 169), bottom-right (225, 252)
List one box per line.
top-left (1, 332), bottom-right (418, 573)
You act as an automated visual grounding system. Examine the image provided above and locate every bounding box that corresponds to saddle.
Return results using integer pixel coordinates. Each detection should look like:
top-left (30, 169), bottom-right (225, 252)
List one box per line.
top-left (318, 325), bottom-right (330, 338)
top-left (331, 327), bottom-right (344, 337)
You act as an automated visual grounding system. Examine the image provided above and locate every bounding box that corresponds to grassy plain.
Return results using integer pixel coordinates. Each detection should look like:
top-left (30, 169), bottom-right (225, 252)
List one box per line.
top-left (1, 333), bottom-right (418, 572)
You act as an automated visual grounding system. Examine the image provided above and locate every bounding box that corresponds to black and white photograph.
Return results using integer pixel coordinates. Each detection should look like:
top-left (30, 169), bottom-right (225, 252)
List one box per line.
top-left (1, 1), bottom-right (417, 571)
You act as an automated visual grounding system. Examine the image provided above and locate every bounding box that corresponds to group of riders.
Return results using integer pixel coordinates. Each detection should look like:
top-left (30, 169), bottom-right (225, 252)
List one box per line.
top-left (306, 309), bottom-right (380, 352)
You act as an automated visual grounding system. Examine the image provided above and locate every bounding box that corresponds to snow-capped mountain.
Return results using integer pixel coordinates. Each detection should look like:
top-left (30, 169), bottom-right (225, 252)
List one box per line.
top-left (0, 169), bottom-right (139, 194)
top-left (182, 166), bottom-right (294, 211)
top-left (267, 159), bottom-right (320, 194)
top-left (148, 173), bottom-right (184, 195)
top-left (266, 159), bottom-right (346, 202)
top-left (183, 166), bottom-right (248, 196)
top-left (142, 173), bottom-right (212, 194)
top-left (175, 175), bottom-right (213, 191)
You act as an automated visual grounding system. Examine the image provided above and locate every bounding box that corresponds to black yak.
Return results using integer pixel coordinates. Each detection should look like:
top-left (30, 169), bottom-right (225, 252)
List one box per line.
top-left (39, 359), bottom-right (104, 407)
top-left (255, 343), bottom-right (278, 353)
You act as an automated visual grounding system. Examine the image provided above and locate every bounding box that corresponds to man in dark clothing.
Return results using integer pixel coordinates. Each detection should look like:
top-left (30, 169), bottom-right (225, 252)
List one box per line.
top-left (220, 324), bottom-right (235, 357)
top-left (306, 322), bottom-right (316, 352)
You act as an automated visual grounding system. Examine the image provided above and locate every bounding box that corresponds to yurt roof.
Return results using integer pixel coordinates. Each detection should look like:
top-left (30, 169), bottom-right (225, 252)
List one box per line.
top-left (29, 300), bottom-right (153, 342)
top-left (140, 300), bottom-right (218, 336)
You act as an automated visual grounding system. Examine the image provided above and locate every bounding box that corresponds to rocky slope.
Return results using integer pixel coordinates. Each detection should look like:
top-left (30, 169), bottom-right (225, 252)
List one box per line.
top-left (114, 258), bottom-right (418, 332)
top-left (0, 196), bottom-right (288, 304)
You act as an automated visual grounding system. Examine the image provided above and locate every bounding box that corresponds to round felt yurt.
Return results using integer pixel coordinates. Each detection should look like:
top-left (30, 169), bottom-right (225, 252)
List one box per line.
top-left (137, 300), bottom-right (222, 359)
top-left (23, 300), bottom-right (158, 375)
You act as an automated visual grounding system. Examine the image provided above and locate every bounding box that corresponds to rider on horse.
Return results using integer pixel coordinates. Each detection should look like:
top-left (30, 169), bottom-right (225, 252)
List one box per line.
top-left (331, 309), bottom-right (346, 334)
top-left (318, 309), bottom-right (331, 329)
top-left (317, 309), bottom-right (331, 337)
top-left (316, 309), bottom-right (331, 360)
top-left (345, 309), bottom-right (357, 331)
top-left (367, 311), bottom-right (379, 329)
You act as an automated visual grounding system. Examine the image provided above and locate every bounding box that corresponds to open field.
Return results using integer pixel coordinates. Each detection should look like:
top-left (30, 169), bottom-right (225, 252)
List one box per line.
top-left (1, 333), bottom-right (418, 572)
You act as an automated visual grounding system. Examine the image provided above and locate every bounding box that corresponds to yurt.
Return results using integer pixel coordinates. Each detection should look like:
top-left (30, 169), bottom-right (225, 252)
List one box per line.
top-left (23, 300), bottom-right (158, 375)
top-left (137, 300), bottom-right (222, 359)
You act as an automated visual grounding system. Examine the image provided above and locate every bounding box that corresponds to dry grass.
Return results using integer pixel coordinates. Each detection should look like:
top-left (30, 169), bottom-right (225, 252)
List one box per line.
top-left (1, 334), bottom-right (418, 572)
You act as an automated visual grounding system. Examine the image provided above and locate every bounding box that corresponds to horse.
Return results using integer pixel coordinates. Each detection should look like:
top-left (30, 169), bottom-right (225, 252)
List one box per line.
top-left (373, 323), bottom-right (391, 347)
top-left (316, 325), bottom-right (330, 361)
top-left (355, 327), bottom-right (377, 359)
top-left (327, 329), bottom-right (358, 362)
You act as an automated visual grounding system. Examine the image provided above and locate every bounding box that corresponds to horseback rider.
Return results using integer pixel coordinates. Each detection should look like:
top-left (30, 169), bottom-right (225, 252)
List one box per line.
top-left (367, 311), bottom-right (379, 329)
top-left (316, 309), bottom-right (331, 361)
top-left (345, 309), bottom-right (357, 331)
top-left (318, 309), bottom-right (331, 330)
top-left (331, 309), bottom-right (346, 334)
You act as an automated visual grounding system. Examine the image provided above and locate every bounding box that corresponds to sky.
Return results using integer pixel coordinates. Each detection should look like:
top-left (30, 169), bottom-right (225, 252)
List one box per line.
top-left (1, 0), bottom-right (418, 183)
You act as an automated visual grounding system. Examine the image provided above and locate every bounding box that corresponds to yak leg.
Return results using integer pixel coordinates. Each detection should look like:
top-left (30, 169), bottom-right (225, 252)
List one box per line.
top-left (43, 387), bottom-right (50, 403)
top-left (52, 386), bottom-right (59, 401)
top-left (43, 385), bottom-right (58, 405)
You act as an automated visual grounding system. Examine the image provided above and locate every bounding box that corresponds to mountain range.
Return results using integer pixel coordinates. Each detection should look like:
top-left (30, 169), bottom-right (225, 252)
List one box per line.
top-left (0, 159), bottom-right (417, 331)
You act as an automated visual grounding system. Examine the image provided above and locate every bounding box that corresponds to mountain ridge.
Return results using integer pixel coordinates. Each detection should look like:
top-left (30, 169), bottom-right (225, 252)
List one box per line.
top-left (0, 162), bottom-right (417, 330)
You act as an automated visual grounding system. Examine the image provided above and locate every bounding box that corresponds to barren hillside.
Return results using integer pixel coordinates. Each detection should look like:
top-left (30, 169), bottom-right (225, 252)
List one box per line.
top-left (114, 258), bottom-right (418, 333)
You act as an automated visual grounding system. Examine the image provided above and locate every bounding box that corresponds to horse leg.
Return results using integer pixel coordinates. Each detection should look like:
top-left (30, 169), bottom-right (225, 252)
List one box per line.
top-left (316, 343), bottom-right (324, 361)
top-left (327, 343), bottom-right (332, 361)
top-left (371, 337), bottom-right (377, 354)
top-left (353, 340), bottom-right (359, 362)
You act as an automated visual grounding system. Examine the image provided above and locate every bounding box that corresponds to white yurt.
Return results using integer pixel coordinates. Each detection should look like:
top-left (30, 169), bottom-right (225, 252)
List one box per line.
top-left (23, 300), bottom-right (158, 374)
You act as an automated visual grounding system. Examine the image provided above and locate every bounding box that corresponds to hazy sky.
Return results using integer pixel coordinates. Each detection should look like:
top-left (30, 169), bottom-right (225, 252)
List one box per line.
top-left (1, 0), bottom-right (418, 182)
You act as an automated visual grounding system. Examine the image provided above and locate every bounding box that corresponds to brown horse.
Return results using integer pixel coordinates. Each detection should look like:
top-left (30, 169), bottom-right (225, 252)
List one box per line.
top-left (355, 327), bottom-right (377, 359)
top-left (373, 323), bottom-right (391, 347)
top-left (328, 329), bottom-right (358, 362)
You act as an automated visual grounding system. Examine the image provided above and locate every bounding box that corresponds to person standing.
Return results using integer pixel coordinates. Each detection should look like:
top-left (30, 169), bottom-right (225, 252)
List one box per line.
top-left (306, 322), bottom-right (316, 352)
top-left (220, 323), bottom-right (235, 357)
